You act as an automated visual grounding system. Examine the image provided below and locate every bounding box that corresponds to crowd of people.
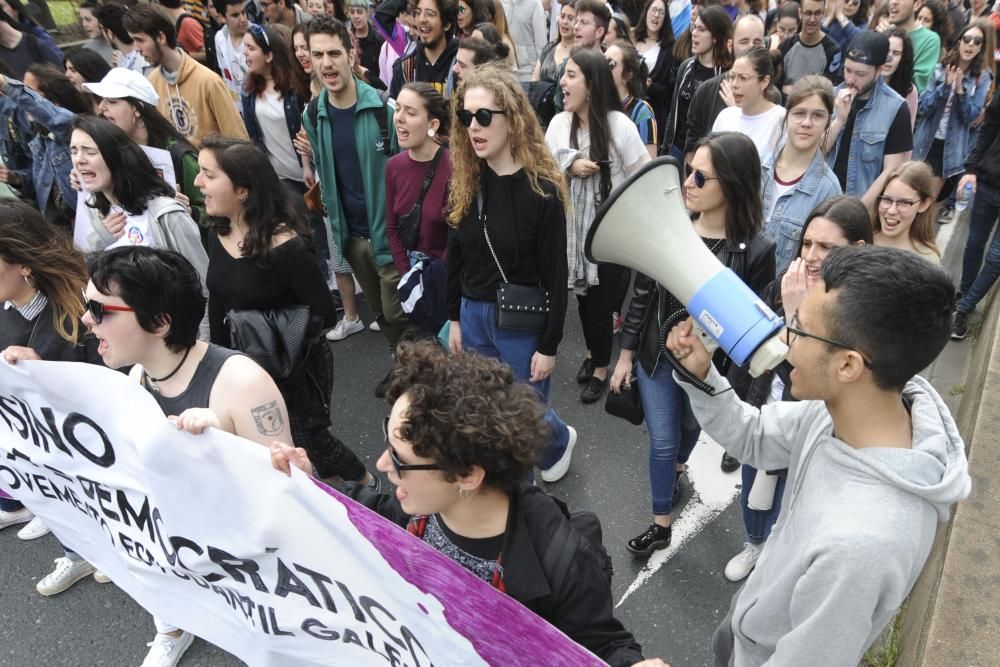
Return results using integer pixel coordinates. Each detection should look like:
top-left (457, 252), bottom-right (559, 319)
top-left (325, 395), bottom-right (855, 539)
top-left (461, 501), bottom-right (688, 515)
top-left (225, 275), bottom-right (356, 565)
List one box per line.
top-left (0, 0), bottom-right (983, 663)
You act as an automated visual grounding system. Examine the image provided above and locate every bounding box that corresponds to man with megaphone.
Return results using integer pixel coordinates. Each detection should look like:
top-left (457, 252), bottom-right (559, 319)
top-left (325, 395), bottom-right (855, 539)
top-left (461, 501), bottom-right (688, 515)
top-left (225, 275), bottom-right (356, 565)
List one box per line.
top-left (665, 245), bottom-right (970, 666)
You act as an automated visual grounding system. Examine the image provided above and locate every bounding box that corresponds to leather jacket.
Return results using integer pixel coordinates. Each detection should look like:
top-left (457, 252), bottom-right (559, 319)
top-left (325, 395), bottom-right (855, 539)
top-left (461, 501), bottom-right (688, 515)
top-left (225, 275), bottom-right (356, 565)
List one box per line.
top-left (619, 233), bottom-right (777, 379)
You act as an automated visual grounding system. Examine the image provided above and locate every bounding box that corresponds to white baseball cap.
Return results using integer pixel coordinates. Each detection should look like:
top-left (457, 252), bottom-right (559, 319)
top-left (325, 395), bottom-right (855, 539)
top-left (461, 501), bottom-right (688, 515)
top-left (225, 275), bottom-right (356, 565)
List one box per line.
top-left (83, 68), bottom-right (160, 107)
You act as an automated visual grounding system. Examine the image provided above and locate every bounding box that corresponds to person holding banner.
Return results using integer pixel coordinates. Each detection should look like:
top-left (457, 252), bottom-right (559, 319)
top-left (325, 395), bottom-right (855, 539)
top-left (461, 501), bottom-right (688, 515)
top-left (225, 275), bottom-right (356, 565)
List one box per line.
top-left (0, 199), bottom-right (106, 592)
top-left (272, 340), bottom-right (670, 667)
top-left (81, 246), bottom-right (296, 667)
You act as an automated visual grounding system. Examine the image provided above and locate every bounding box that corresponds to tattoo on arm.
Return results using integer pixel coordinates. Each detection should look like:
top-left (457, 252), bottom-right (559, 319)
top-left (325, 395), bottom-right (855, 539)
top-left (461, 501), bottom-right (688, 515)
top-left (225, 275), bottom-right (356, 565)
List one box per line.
top-left (251, 400), bottom-right (285, 436)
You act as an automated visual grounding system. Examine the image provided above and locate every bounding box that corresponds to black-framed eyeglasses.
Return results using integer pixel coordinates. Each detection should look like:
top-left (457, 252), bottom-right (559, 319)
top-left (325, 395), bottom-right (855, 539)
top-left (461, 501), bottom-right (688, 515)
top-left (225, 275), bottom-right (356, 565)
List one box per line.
top-left (383, 417), bottom-right (444, 475)
top-left (786, 311), bottom-right (873, 369)
top-left (456, 108), bottom-right (506, 128)
top-left (83, 295), bottom-right (135, 324)
top-left (684, 163), bottom-right (718, 188)
top-left (877, 195), bottom-right (919, 213)
top-left (248, 22), bottom-right (270, 47)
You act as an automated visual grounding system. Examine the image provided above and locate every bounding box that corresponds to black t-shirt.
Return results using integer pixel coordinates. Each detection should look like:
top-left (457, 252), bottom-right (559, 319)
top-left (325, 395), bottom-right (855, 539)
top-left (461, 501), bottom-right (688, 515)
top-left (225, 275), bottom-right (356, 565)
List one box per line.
top-left (673, 59), bottom-right (718, 151)
top-left (832, 98), bottom-right (913, 191)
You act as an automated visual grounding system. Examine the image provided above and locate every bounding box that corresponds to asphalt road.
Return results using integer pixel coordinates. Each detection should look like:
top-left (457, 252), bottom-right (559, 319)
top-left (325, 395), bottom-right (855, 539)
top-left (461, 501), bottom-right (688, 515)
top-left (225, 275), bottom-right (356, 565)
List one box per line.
top-left (0, 295), bottom-right (750, 667)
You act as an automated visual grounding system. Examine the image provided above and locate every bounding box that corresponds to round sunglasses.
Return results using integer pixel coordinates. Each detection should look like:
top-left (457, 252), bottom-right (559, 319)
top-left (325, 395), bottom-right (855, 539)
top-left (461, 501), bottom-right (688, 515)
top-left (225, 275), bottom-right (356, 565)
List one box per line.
top-left (457, 108), bottom-right (506, 128)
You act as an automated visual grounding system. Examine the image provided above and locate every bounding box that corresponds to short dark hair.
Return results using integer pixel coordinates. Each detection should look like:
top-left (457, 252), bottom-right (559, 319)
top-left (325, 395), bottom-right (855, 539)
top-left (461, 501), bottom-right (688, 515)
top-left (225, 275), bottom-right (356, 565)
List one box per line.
top-left (470, 23), bottom-right (510, 60)
top-left (214, 0), bottom-right (247, 14)
top-left (458, 35), bottom-right (503, 65)
top-left (385, 340), bottom-right (548, 492)
top-left (820, 245), bottom-right (955, 391)
top-left (697, 132), bottom-right (763, 244)
top-left (95, 3), bottom-right (134, 44)
top-left (87, 247), bottom-right (206, 353)
top-left (72, 115), bottom-right (175, 217)
top-left (305, 13), bottom-right (351, 49)
top-left (575, 0), bottom-right (612, 32)
top-left (159, 0), bottom-right (184, 10)
top-left (123, 3), bottom-right (177, 49)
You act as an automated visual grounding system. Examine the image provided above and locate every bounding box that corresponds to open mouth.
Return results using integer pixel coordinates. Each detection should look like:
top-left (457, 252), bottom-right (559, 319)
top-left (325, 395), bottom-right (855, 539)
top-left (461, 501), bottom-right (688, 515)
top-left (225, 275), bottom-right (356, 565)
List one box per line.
top-left (471, 137), bottom-right (487, 151)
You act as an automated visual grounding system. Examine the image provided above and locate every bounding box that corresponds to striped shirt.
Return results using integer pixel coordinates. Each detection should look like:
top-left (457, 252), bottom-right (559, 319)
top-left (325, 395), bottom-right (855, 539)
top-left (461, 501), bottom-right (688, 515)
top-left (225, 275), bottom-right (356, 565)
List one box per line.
top-left (3, 291), bottom-right (47, 322)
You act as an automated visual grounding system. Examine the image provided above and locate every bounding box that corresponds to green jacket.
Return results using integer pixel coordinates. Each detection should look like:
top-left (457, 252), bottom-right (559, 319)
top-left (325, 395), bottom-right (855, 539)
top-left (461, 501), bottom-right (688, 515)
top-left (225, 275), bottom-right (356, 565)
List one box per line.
top-left (302, 78), bottom-right (398, 266)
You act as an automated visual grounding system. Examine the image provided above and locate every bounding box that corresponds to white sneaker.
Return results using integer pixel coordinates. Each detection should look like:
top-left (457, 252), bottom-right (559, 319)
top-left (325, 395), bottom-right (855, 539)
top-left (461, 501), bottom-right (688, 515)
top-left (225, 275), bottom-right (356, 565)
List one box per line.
top-left (540, 426), bottom-right (577, 483)
top-left (325, 316), bottom-right (364, 341)
top-left (17, 516), bottom-right (51, 540)
top-left (93, 570), bottom-right (111, 584)
top-left (36, 557), bottom-right (95, 596)
top-left (724, 542), bottom-right (763, 582)
top-left (141, 631), bottom-right (195, 667)
top-left (0, 507), bottom-right (33, 530)
top-left (369, 320), bottom-right (381, 332)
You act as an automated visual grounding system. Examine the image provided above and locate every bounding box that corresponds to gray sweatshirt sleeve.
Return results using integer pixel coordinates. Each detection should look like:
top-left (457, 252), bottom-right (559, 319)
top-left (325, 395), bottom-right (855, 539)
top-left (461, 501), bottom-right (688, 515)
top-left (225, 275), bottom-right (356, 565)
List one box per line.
top-left (675, 365), bottom-right (811, 472)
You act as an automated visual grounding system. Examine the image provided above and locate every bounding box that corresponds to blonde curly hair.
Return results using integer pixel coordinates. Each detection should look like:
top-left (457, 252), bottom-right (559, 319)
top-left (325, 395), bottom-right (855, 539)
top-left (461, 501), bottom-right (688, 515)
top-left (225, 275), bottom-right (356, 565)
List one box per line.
top-left (446, 63), bottom-right (569, 227)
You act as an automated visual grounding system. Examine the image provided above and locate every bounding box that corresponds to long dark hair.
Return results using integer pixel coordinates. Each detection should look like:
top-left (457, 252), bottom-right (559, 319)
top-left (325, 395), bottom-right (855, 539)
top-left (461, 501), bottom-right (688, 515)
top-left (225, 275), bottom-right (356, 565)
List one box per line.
top-left (126, 98), bottom-right (193, 150)
top-left (200, 136), bottom-right (310, 262)
top-left (245, 24), bottom-right (310, 99)
top-left (634, 0), bottom-right (674, 46)
top-left (848, 0), bottom-right (871, 26)
top-left (461, 0), bottom-right (491, 34)
top-left (25, 63), bottom-right (91, 114)
top-left (699, 6), bottom-right (734, 71)
top-left (401, 82), bottom-right (451, 139)
top-left (72, 115), bottom-right (175, 217)
top-left (919, 0), bottom-right (951, 44)
top-left (794, 196), bottom-right (873, 258)
top-left (568, 48), bottom-right (622, 202)
top-left (64, 48), bottom-right (112, 85)
top-left (697, 132), bottom-right (762, 243)
top-left (945, 19), bottom-right (995, 81)
top-left (885, 27), bottom-right (914, 98)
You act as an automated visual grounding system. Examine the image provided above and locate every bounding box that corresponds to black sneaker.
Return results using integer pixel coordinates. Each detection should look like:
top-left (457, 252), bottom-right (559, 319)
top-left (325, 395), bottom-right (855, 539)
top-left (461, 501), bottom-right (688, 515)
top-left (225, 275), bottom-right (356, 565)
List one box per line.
top-left (576, 358), bottom-right (595, 383)
top-left (721, 452), bottom-right (741, 473)
top-left (951, 311), bottom-right (970, 340)
top-left (580, 375), bottom-right (608, 404)
top-left (374, 371), bottom-right (391, 398)
top-left (626, 524), bottom-right (672, 557)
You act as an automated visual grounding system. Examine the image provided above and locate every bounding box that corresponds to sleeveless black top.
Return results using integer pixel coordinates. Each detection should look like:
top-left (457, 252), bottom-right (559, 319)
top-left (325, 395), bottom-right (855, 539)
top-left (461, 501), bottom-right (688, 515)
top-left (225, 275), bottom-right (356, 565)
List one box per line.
top-left (142, 344), bottom-right (240, 415)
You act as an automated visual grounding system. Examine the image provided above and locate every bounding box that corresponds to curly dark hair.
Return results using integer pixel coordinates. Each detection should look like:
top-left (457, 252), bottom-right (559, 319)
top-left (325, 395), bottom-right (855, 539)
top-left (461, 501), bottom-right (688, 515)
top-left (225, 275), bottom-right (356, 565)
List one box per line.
top-left (385, 341), bottom-right (549, 492)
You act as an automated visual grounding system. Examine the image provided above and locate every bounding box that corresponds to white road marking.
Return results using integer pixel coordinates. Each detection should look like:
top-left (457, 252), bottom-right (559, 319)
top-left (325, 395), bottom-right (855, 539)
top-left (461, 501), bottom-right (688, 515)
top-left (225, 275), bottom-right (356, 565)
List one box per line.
top-left (616, 435), bottom-right (740, 608)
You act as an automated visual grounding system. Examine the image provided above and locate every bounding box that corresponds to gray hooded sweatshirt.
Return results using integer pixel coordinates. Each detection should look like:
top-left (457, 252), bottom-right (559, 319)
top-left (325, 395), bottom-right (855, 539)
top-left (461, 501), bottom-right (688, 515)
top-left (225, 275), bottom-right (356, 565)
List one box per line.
top-left (679, 366), bottom-right (971, 666)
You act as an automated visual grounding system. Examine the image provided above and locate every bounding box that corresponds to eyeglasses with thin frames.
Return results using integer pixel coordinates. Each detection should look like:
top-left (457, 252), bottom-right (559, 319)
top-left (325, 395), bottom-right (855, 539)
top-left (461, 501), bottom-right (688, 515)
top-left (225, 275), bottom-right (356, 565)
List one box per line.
top-left (877, 195), bottom-right (919, 213)
top-left (786, 311), bottom-right (873, 369)
top-left (382, 417), bottom-right (444, 476)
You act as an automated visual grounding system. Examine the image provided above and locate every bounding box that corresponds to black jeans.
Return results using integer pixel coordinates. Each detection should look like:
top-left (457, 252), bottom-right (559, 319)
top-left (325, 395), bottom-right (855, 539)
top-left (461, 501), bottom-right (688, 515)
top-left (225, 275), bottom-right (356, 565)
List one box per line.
top-left (576, 263), bottom-right (630, 368)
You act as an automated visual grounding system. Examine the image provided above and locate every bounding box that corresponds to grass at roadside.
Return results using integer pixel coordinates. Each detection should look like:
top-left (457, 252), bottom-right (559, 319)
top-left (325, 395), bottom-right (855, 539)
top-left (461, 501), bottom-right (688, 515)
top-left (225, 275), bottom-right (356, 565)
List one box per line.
top-left (48, 0), bottom-right (78, 28)
top-left (862, 605), bottom-right (905, 667)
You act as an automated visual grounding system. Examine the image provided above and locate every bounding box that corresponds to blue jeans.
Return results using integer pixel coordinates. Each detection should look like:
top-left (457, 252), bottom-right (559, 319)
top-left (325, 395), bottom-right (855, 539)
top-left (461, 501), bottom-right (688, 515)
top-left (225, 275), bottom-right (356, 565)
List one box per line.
top-left (740, 464), bottom-right (786, 544)
top-left (459, 299), bottom-right (570, 469)
top-left (958, 181), bottom-right (1000, 314)
top-left (636, 362), bottom-right (700, 515)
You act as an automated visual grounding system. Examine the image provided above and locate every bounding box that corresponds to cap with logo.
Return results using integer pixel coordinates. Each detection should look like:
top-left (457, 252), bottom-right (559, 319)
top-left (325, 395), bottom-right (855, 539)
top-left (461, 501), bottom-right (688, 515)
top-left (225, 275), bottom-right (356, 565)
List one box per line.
top-left (82, 67), bottom-right (160, 107)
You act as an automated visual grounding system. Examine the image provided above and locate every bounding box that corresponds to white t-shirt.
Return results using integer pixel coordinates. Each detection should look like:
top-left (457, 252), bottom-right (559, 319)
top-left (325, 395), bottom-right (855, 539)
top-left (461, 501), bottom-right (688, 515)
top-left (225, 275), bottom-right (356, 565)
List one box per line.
top-left (639, 43), bottom-right (661, 72)
top-left (256, 90), bottom-right (303, 182)
top-left (763, 171), bottom-right (800, 223)
top-left (712, 105), bottom-right (787, 161)
top-left (214, 26), bottom-right (248, 103)
top-left (544, 110), bottom-right (650, 189)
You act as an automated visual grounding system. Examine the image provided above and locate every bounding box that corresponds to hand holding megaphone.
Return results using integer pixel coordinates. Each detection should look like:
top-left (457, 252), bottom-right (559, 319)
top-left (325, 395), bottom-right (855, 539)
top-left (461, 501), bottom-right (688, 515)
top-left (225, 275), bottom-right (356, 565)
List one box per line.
top-left (665, 317), bottom-right (713, 381)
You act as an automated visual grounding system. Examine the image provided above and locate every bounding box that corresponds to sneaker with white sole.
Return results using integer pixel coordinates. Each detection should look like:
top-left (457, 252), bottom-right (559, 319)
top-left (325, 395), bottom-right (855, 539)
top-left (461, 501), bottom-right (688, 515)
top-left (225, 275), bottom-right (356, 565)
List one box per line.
top-left (93, 570), bottom-right (111, 584)
top-left (540, 425), bottom-right (577, 483)
top-left (369, 320), bottom-right (381, 332)
top-left (36, 557), bottom-right (95, 596)
top-left (141, 631), bottom-right (195, 667)
top-left (325, 316), bottom-right (365, 341)
top-left (0, 507), bottom-right (33, 530)
top-left (724, 541), bottom-right (763, 582)
top-left (17, 516), bottom-right (51, 540)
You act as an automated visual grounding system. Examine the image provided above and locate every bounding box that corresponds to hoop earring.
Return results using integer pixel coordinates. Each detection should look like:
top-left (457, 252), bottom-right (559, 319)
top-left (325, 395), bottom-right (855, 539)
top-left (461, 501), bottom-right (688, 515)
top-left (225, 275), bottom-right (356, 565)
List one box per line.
top-left (23, 274), bottom-right (36, 289)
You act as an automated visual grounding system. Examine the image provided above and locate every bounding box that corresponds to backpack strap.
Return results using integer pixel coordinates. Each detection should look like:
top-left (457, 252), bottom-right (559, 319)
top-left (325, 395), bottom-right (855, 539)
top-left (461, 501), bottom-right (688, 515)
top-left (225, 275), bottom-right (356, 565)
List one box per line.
top-left (376, 89), bottom-right (393, 156)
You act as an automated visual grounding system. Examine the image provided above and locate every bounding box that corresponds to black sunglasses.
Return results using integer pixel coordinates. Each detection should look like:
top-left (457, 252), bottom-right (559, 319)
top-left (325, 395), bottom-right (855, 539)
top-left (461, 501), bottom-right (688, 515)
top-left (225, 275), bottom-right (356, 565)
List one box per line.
top-left (456, 108), bottom-right (506, 128)
top-left (83, 294), bottom-right (135, 325)
top-left (684, 163), bottom-right (718, 189)
top-left (786, 311), bottom-right (873, 369)
top-left (962, 34), bottom-right (984, 46)
top-left (383, 417), bottom-right (444, 475)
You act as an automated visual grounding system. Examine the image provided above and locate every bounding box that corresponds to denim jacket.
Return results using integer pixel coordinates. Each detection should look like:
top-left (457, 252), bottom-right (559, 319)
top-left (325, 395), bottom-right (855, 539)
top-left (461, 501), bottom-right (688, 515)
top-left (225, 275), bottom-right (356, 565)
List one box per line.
top-left (0, 79), bottom-right (75, 212)
top-left (913, 65), bottom-right (992, 179)
top-left (762, 147), bottom-right (843, 274)
top-left (240, 90), bottom-right (305, 165)
top-left (827, 78), bottom-right (906, 196)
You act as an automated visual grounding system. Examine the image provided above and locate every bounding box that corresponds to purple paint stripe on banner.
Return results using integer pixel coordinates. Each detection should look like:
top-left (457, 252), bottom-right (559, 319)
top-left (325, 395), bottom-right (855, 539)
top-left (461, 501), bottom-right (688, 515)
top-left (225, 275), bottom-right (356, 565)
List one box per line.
top-left (310, 479), bottom-right (603, 666)
top-left (0, 489), bottom-right (11, 500)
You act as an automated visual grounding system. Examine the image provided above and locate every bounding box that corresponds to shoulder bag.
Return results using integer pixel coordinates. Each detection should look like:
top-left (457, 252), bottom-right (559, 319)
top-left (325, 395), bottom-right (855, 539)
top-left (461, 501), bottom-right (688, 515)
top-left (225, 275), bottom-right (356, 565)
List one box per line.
top-left (397, 147), bottom-right (443, 251)
top-left (479, 189), bottom-right (550, 332)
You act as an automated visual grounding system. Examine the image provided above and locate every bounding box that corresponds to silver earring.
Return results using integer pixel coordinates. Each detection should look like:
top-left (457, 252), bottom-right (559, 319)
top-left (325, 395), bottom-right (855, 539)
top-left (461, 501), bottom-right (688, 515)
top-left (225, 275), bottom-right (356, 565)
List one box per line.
top-left (459, 487), bottom-right (471, 498)
top-left (23, 274), bottom-right (36, 289)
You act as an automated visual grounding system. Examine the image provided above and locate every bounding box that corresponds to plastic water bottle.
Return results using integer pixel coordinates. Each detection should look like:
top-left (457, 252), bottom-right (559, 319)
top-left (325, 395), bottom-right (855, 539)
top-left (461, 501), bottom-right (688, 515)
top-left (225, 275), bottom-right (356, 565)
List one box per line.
top-left (956, 183), bottom-right (974, 213)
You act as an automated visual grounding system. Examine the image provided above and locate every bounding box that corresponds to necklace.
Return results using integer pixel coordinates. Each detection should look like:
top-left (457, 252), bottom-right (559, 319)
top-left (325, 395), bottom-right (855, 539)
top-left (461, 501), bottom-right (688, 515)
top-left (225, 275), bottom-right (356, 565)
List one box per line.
top-left (146, 346), bottom-right (191, 393)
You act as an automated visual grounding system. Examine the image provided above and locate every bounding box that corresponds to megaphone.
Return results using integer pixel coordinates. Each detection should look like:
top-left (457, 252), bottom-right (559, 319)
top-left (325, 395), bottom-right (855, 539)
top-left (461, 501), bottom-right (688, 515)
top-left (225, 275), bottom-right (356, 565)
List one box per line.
top-left (585, 156), bottom-right (787, 378)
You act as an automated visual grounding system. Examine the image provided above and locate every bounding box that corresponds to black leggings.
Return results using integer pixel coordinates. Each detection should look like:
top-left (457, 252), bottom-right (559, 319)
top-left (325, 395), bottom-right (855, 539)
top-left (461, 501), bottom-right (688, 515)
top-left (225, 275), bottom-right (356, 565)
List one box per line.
top-left (576, 263), bottom-right (631, 368)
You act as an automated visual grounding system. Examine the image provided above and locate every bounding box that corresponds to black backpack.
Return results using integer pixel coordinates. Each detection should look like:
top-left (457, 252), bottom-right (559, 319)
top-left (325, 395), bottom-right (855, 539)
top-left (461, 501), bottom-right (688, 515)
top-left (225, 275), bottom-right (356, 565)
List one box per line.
top-left (521, 80), bottom-right (558, 130)
top-left (306, 90), bottom-right (393, 156)
top-left (544, 496), bottom-right (614, 586)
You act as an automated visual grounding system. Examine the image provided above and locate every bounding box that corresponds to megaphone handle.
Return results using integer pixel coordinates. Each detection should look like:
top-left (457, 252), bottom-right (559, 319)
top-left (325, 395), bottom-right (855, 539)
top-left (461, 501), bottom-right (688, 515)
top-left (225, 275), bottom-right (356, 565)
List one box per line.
top-left (657, 310), bottom-right (726, 396)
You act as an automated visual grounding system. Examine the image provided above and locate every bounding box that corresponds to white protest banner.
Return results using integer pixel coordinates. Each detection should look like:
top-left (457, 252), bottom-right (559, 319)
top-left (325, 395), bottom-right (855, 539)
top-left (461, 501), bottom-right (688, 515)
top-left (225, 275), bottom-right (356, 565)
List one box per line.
top-left (71, 145), bottom-right (177, 252)
top-left (0, 360), bottom-right (604, 666)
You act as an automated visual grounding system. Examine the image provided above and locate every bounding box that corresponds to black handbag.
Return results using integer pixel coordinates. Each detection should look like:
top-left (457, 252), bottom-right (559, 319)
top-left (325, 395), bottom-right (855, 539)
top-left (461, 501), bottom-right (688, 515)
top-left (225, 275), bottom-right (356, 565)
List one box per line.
top-left (604, 368), bottom-right (644, 425)
top-left (224, 305), bottom-right (313, 382)
top-left (397, 146), bottom-right (443, 251)
top-left (478, 190), bottom-right (550, 332)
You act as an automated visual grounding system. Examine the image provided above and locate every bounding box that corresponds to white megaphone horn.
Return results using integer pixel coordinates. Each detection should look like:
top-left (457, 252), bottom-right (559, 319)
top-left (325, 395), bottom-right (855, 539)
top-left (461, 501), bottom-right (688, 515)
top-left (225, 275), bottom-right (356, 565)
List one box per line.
top-left (585, 156), bottom-right (787, 378)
